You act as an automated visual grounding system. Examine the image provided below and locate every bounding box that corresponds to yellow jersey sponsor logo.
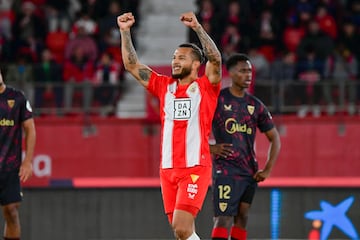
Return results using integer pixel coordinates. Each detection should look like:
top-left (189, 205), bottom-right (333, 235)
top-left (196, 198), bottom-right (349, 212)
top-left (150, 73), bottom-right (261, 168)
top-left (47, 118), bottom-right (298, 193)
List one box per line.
top-left (0, 118), bottom-right (15, 126)
top-left (225, 118), bottom-right (252, 134)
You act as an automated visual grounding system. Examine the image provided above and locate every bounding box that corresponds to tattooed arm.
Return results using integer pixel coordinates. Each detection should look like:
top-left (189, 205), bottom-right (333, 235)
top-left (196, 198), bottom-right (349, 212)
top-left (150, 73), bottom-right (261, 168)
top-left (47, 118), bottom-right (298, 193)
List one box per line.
top-left (117, 12), bottom-right (152, 88)
top-left (180, 12), bottom-right (222, 84)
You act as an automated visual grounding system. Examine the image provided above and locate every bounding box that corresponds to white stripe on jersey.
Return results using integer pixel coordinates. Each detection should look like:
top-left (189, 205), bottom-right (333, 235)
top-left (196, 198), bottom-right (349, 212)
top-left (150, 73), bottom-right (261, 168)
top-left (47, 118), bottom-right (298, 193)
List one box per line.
top-left (162, 83), bottom-right (176, 168)
top-left (161, 81), bottom-right (203, 168)
top-left (186, 82), bottom-right (201, 167)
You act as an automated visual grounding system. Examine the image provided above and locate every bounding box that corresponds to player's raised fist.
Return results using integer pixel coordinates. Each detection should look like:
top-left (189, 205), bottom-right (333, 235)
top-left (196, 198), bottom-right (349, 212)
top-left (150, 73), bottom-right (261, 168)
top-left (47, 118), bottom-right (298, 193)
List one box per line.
top-left (117, 12), bottom-right (135, 30)
top-left (180, 12), bottom-right (199, 28)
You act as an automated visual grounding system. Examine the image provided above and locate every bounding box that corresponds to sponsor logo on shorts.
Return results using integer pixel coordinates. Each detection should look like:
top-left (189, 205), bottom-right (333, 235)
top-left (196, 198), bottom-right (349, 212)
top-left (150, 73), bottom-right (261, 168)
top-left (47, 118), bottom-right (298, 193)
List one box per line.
top-left (187, 174), bottom-right (199, 199)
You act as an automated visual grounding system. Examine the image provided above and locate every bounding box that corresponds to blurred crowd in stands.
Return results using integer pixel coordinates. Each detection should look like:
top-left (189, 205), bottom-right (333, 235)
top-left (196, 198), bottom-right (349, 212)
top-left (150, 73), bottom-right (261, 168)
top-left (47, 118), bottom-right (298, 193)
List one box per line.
top-left (189, 0), bottom-right (360, 117)
top-left (0, 0), bottom-right (140, 116)
top-left (1, 0), bottom-right (360, 117)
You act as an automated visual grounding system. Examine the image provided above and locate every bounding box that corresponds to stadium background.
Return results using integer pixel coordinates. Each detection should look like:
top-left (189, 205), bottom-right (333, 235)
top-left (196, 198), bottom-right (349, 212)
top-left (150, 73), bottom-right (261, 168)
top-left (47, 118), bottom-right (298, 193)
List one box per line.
top-left (1, 0), bottom-right (360, 239)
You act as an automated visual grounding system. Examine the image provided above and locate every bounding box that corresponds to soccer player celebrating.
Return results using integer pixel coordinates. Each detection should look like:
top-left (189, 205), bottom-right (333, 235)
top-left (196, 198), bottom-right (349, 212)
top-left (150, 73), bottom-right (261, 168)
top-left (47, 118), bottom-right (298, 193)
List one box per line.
top-left (117, 12), bottom-right (222, 240)
top-left (210, 54), bottom-right (281, 240)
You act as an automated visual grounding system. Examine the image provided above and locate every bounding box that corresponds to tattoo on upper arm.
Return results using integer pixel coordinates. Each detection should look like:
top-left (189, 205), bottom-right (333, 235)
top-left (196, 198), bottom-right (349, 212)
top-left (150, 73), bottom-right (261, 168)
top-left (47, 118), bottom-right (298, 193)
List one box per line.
top-left (139, 68), bottom-right (151, 82)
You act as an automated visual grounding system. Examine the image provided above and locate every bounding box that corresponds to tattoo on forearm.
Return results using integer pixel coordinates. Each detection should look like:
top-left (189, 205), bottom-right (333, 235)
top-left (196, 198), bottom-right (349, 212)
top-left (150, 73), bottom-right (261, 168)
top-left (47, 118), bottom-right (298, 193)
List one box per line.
top-left (139, 68), bottom-right (151, 82)
top-left (196, 27), bottom-right (221, 64)
top-left (123, 31), bottom-right (137, 65)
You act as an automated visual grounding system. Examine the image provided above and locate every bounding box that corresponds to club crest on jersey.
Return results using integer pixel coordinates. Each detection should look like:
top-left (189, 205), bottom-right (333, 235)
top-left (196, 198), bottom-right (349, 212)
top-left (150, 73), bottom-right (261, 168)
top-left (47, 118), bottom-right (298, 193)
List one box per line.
top-left (7, 99), bottom-right (15, 108)
top-left (219, 202), bottom-right (228, 212)
top-left (247, 105), bottom-right (255, 115)
top-left (188, 82), bottom-right (198, 93)
top-left (224, 104), bottom-right (232, 111)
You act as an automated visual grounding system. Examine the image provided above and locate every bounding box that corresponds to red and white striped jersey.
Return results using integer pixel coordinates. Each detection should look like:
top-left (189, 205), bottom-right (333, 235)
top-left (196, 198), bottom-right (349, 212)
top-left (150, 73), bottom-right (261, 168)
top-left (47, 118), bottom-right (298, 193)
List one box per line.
top-left (148, 72), bottom-right (220, 169)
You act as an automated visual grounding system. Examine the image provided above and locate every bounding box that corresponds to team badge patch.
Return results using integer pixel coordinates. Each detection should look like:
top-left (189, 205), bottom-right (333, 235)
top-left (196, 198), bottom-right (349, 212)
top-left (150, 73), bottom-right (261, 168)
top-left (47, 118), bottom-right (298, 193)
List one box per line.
top-left (219, 202), bottom-right (228, 212)
top-left (188, 82), bottom-right (198, 93)
top-left (247, 105), bottom-right (254, 115)
top-left (7, 99), bottom-right (15, 108)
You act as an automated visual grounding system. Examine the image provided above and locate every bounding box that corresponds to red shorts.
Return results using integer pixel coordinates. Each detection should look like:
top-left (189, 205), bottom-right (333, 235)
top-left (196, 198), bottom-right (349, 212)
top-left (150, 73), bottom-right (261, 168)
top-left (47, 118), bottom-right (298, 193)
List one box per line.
top-left (160, 165), bottom-right (211, 219)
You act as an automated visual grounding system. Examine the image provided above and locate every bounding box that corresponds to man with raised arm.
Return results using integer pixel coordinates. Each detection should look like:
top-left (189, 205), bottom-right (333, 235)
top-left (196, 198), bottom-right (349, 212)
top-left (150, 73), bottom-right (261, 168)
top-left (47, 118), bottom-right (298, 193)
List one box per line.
top-left (117, 11), bottom-right (222, 240)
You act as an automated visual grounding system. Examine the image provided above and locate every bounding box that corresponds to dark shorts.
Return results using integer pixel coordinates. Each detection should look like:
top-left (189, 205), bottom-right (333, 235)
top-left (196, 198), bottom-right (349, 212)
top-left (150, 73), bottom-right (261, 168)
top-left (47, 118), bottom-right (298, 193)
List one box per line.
top-left (0, 170), bottom-right (22, 205)
top-left (212, 175), bottom-right (257, 216)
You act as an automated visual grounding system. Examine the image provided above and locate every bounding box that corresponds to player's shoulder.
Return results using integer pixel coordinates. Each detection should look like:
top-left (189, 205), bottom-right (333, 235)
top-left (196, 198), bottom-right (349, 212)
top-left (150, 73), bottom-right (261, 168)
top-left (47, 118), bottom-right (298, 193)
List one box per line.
top-left (245, 92), bottom-right (265, 106)
top-left (5, 86), bottom-right (26, 98)
top-left (219, 87), bottom-right (230, 95)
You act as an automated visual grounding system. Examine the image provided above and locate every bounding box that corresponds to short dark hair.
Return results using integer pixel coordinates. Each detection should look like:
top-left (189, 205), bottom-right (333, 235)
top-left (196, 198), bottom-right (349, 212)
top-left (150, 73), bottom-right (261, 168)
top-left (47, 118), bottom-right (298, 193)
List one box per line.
top-left (225, 53), bottom-right (251, 71)
top-left (178, 43), bottom-right (205, 63)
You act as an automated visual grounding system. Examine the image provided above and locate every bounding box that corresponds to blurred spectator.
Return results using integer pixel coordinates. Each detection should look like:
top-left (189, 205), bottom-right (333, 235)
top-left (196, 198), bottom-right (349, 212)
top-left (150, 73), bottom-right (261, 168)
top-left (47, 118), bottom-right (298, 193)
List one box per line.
top-left (248, 47), bottom-right (270, 80)
top-left (282, 17), bottom-right (306, 53)
top-left (297, 20), bottom-right (334, 68)
top-left (5, 52), bottom-right (35, 105)
top-left (189, 0), bottom-right (222, 46)
top-left (347, 0), bottom-right (360, 27)
top-left (270, 51), bottom-right (297, 113)
top-left (65, 25), bottom-right (98, 61)
top-left (295, 46), bottom-right (324, 117)
top-left (0, 0), bottom-right (14, 40)
top-left (70, 10), bottom-right (99, 38)
top-left (337, 19), bottom-right (360, 77)
top-left (11, 1), bottom-right (46, 62)
top-left (222, 0), bottom-right (251, 50)
top-left (94, 52), bottom-right (121, 116)
top-left (33, 48), bottom-right (63, 112)
top-left (45, 29), bottom-right (69, 64)
top-left (248, 47), bottom-right (271, 105)
top-left (324, 20), bottom-right (360, 115)
top-left (98, 0), bottom-right (122, 52)
top-left (44, 0), bottom-right (71, 32)
top-left (80, 0), bottom-right (110, 21)
top-left (220, 23), bottom-right (241, 61)
top-left (252, 8), bottom-right (281, 62)
top-left (289, 0), bottom-right (315, 29)
top-left (63, 46), bottom-right (95, 115)
top-left (315, 4), bottom-right (338, 39)
top-left (68, 0), bottom-right (82, 20)
top-left (324, 41), bottom-right (359, 115)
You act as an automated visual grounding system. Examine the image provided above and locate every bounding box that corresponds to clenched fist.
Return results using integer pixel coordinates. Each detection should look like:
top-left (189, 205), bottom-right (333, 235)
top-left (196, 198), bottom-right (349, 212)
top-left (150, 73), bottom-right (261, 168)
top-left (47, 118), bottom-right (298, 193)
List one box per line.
top-left (117, 12), bottom-right (136, 31)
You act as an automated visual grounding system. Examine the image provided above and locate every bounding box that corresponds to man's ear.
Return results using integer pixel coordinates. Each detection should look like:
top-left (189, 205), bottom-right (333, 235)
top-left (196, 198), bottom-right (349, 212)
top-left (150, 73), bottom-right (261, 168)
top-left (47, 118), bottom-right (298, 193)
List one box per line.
top-left (193, 60), bottom-right (201, 69)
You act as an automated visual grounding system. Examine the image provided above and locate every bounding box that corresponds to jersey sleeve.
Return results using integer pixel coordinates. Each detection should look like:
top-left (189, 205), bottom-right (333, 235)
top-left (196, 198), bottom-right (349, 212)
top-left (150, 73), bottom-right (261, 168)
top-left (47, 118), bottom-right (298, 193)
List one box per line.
top-left (20, 94), bottom-right (33, 122)
top-left (147, 71), bottom-right (170, 97)
top-left (257, 104), bottom-right (274, 133)
top-left (198, 75), bottom-right (221, 98)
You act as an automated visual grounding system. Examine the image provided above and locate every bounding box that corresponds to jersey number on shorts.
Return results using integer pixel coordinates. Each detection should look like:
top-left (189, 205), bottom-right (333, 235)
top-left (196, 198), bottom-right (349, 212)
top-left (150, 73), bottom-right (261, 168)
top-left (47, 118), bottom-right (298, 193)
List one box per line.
top-left (218, 185), bottom-right (231, 199)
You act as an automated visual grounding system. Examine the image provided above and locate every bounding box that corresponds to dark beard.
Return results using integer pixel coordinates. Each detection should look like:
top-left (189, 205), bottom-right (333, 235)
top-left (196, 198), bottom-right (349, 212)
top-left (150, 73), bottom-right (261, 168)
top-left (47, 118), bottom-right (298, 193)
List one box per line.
top-left (172, 67), bottom-right (191, 79)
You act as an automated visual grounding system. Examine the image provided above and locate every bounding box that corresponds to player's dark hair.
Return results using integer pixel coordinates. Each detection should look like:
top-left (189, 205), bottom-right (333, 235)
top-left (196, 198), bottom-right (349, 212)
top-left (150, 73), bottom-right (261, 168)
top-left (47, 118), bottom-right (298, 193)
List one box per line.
top-left (178, 43), bottom-right (205, 63)
top-left (225, 53), bottom-right (251, 71)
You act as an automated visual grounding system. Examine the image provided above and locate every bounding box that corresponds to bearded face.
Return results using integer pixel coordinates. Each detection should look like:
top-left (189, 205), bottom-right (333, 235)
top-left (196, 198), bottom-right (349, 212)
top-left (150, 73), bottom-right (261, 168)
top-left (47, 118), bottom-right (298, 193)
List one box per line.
top-left (172, 64), bottom-right (192, 79)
